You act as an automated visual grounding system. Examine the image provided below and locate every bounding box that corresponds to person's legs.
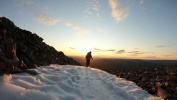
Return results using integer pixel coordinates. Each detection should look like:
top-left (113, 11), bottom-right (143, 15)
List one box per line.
top-left (86, 59), bottom-right (90, 67)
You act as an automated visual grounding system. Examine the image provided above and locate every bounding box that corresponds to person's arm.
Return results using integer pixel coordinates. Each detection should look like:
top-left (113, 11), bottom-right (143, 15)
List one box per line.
top-left (91, 55), bottom-right (93, 60)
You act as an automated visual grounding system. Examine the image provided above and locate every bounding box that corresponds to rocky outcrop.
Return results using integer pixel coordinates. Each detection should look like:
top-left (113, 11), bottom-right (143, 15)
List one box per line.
top-left (0, 17), bottom-right (81, 75)
top-left (104, 65), bottom-right (177, 99)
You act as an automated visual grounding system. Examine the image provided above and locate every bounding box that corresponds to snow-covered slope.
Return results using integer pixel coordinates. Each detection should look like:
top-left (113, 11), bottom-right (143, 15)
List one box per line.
top-left (0, 65), bottom-right (161, 100)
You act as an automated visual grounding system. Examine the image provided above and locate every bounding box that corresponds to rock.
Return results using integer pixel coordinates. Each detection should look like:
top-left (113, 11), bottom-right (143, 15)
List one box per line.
top-left (49, 58), bottom-right (56, 64)
top-left (18, 43), bottom-right (27, 53)
top-left (0, 55), bottom-right (4, 61)
top-left (23, 57), bottom-right (30, 66)
top-left (152, 87), bottom-right (156, 92)
top-left (4, 63), bottom-right (14, 74)
top-left (28, 64), bottom-right (38, 69)
top-left (0, 71), bottom-right (3, 75)
top-left (137, 81), bottom-right (146, 88)
top-left (142, 77), bottom-right (148, 82)
top-left (172, 78), bottom-right (177, 83)
top-left (0, 17), bottom-right (15, 29)
top-left (137, 74), bottom-right (143, 80)
top-left (1, 29), bottom-right (7, 35)
top-left (18, 60), bottom-right (27, 71)
top-left (12, 67), bottom-right (22, 73)
top-left (2, 38), bottom-right (17, 58)
top-left (157, 86), bottom-right (172, 99)
top-left (0, 62), bottom-right (6, 70)
top-left (25, 48), bottom-right (34, 58)
top-left (57, 51), bottom-right (65, 57)
top-left (170, 72), bottom-right (176, 76)
top-left (144, 71), bottom-right (149, 74)
top-left (156, 82), bottom-right (162, 87)
top-left (0, 48), bottom-right (2, 54)
top-left (26, 70), bottom-right (38, 75)
top-left (3, 57), bottom-right (19, 67)
top-left (146, 83), bottom-right (152, 88)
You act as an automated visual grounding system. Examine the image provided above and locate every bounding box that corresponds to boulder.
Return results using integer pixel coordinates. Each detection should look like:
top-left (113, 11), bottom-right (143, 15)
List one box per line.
top-left (157, 86), bottom-right (172, 99)
top-left (3, 57), bottom-right (19, 67)
top-left (12, 67), bottom-right (22, 74)
top-left (18, 60), bottom-right (27, 71)
top-left (29, 64), bottom-right (38, 68)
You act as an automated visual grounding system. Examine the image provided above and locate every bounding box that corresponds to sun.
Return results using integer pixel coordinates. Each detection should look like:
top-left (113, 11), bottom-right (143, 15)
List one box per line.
top-left (81, 46), bottom-right (95, 56)
top-left (82, 46), bottom-right (92, 55)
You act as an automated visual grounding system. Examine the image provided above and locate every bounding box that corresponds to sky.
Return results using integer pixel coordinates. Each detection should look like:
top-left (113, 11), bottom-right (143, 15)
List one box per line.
top-left (0, 0), bottom-right (177, 60)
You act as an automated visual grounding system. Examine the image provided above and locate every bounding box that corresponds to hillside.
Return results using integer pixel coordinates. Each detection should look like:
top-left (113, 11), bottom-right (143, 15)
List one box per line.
top-left (0, 65), bottom-right (161, 100)
top-left (0, 17), bottom-right (81, 75)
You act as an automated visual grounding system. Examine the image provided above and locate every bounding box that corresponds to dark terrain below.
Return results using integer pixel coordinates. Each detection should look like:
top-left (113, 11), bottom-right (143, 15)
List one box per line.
top-left (71, 56), bottom-right (177, 99)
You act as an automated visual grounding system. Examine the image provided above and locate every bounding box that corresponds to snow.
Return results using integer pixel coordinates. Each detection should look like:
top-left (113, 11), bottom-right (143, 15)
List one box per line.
top-left (0, 64), bottom-right (162, 100)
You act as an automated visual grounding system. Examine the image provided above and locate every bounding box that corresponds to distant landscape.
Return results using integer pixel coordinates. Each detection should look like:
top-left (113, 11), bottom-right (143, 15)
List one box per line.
top-left (71, 56), bottom-right (177, 69)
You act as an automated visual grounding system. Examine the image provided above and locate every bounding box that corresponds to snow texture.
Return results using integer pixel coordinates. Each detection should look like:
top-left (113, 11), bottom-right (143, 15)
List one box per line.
top-left (0, 65), bottom-right (162, 100)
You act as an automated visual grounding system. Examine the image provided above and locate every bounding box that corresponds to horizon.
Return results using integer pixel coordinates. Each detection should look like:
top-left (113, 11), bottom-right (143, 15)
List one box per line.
top-left (1, 0), bottom-right (177, 60)
top-left (69, 55), bottom-right (177, 61)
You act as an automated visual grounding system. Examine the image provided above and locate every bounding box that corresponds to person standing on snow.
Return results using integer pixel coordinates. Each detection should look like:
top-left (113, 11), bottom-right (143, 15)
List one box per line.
top-left (85, 51), bottom-right (93, 67)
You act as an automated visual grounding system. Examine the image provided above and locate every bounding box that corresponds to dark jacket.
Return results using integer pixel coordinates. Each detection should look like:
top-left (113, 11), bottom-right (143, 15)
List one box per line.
top-left (86, 52), bottom-right (92, 60)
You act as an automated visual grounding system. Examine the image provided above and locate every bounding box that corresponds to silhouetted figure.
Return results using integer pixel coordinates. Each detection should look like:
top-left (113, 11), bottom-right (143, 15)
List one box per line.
top-left (85, 51), bottom-right (93, 67)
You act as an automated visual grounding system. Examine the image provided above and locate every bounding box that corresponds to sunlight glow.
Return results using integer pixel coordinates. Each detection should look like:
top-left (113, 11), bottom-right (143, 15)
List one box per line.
top-left (82, 46), bottom-right (92, 55)
top-left (81, 46), bottom-right (95, 56)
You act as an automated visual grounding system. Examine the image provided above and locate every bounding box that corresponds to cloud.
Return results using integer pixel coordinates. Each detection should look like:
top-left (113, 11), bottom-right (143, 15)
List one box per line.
top-left (140, 0), bottom-right (144, 5)
top-left (84, 9), bottom-right (92, 17)
top-left (108, 0), bottom-right (129, 22)
top-left (65, 21), bottom-right (90, 35)
top-left (116, 50), bottom-right (125, 54)
top-left (0, 14), bottom-right (3, 17)
top-left (69, 47), bottom-right (75, 50)
top-left (128, 51), bottom-right (148, 55)
top-left (128, 51), bottom-right (139, 54)
top-left (93, 48), bottom-right (115, 52)
top-left (134, 48), bottom-right (139, 49)
top-left (34, 5), bottom-right (62, 25)
top-left (107, 49), bottom-right (115, 52)
top-left (175, 52), bottom-right (177, 55)
top-left (65, 22), bottom-right (73, 26)
top-left (15, 0), bottom-right (60, 26)
top-left (16, 0), bottom-right (33, 7)
top-left (84, 0), bottom-right (100, 18)
top-left (97, 28), bottom-right (105, 33)
top-left (155, 44), bottom-right (176, 48)
top-left (155, 45), bottom-right (167, 48)
top-left (93, 48), bottom-right (104, 52)
top-left (164, 55), bottom-right (173, 57)
top-left (93, 48), bottom-right (127, 55)
top-left (36, 14), bottom-right (61, 25)
top-left (73, 26), bottom-right (81, 30)
top-left (92, 4), bottom-right (99, 12)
